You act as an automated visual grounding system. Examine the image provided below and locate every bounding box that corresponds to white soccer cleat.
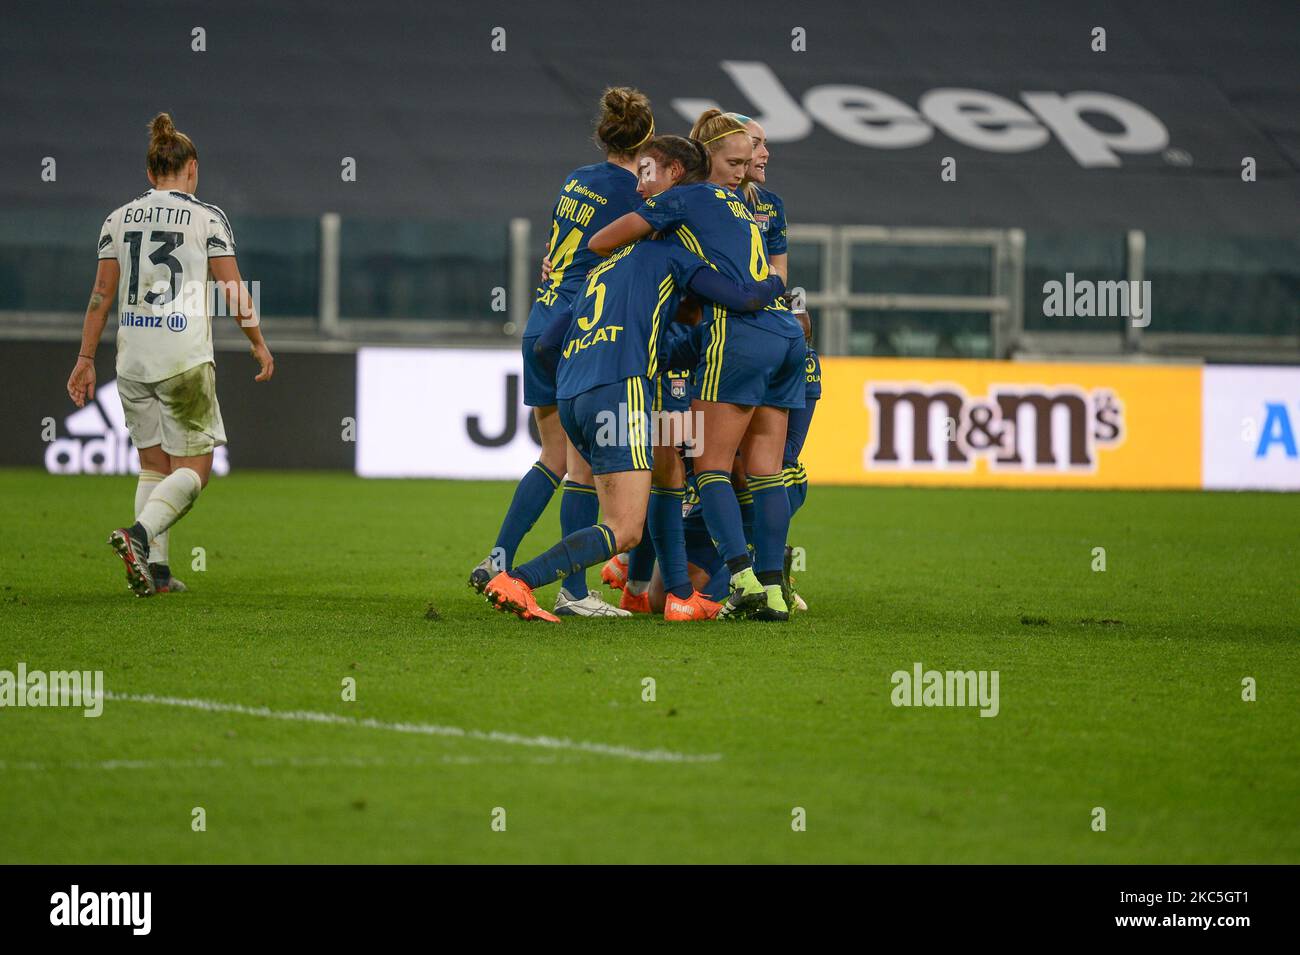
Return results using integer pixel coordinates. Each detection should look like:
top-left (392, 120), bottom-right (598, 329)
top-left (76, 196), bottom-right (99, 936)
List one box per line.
top-left (554, 589), bottom-right (632, 618)
top-left (792, 592), bottom-right (808, 612)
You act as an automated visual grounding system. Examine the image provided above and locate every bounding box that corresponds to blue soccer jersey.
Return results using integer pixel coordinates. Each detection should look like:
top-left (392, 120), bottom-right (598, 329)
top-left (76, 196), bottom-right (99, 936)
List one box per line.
top-left (555, 240), bottom-right (709, 400)
top-left (525, 162), bottom-right (641, 338)
top-left (747, 185), bottom-right (788, 258)
top-left (635, 182), bottom-right (802, 339)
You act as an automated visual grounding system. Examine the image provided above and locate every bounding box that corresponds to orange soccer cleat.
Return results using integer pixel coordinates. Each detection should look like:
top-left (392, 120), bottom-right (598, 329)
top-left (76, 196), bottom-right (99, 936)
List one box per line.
top-left (483, 571), bottom-right (560, 623)
top-left (601, 553), bottom-right (629, 591)
top-left (664, 590), bottom-right (722, 621)
top-left (619, 587), bottom-right (651, 614)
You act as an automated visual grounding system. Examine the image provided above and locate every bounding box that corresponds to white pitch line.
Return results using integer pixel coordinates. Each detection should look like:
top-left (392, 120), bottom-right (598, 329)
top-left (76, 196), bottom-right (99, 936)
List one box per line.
top-left (103, 692), bottom-right (723, 764)
top-left (0, 754), bottom-right (561, 772)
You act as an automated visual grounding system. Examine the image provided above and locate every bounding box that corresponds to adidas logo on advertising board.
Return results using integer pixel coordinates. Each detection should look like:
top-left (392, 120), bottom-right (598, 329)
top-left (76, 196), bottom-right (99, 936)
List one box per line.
top-left (44, 378), bottom-right (230, 476)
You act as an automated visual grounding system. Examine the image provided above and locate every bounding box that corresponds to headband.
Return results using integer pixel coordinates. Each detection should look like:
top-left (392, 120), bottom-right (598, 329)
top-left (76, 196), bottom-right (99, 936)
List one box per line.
top-left (630, 119), bottom-right (656, 150)
top-left (703, 127), bottom-right (747, 145)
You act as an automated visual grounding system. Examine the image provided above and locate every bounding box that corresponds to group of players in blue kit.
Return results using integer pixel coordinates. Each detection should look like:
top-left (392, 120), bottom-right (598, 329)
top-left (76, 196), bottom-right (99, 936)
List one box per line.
top-left (468, 87), bottom-right (822, 624)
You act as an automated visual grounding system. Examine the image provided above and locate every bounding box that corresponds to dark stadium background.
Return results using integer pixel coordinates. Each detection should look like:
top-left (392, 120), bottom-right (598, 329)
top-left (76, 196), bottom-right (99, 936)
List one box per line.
top-left (0, 0), bottom-right (1295, 473)
top-left (1, 0), bottom-right (1298, 885)
top-left (5, 0), bottom-right (1298, 229)
top-left (0, 0), bottom-right (1294, 361)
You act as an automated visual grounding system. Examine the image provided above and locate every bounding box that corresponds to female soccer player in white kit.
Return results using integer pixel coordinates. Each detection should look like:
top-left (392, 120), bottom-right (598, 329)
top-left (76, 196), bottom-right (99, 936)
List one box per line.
top-left (66, 113), bottom-right (274, 597)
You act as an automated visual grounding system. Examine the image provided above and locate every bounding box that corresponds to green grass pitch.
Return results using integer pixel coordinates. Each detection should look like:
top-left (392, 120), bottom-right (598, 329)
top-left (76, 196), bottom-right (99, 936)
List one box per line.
top-left (1, 467), bottom-right (1296, 863)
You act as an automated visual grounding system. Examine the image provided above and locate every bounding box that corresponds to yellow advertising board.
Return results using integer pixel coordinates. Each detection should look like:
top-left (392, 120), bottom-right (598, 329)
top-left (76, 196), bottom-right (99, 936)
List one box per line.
top-left (802, 358), bottom-right (1202, 488)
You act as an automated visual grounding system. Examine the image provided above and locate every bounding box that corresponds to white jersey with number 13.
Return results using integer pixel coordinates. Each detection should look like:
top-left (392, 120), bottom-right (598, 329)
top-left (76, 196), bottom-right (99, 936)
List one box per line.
top-left (96, 187), bottom-right (236, 383)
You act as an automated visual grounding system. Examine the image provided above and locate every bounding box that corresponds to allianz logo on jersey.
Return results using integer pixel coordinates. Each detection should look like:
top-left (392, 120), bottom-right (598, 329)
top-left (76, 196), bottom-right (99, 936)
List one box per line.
top-left (123, 279), bottom-right (260, 327)
top-left (45, 378), bottom-right (230, 476)
top-left (121, 311), bottom-right (188, 332)
top-left (673, 62), bottom-right (1169, 167)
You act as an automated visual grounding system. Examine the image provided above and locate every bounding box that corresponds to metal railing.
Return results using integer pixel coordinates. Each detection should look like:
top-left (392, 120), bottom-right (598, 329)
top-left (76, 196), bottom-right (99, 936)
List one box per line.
top-left (788, 225), bottom-right (1025, 358)
top-left (3, 214), bottom-right (1295, 362)
top-left (789, 225), bottom-right (1295, 363)
top-left (305, 219), bottom-right (1031, 356)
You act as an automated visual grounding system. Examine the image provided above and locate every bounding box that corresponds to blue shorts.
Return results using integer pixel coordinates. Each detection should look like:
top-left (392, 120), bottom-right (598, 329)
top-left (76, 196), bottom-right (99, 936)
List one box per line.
top-left (693, 317), bottom-right (806, 409)
top-left (558, 376), bottom-right (653, 476)
top-left (654, 368), bottom-right (693, 414)
top-left (522, 336), bottom-right (556, 407)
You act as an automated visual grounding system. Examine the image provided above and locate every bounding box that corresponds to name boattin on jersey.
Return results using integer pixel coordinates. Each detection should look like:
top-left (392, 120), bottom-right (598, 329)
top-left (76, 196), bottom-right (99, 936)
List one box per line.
top-left (97, 189), bottom-right (236, 383)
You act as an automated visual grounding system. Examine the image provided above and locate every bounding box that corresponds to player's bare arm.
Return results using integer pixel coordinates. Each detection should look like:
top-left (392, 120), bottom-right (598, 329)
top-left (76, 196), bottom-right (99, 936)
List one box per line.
top-left (767, 251), bottom-right (787, 284)
top-left (67, 258), bottom-right (120, 407)
top-left (209, 255), bottom-right (274, 382)
top-left (587, 212), bottom-right (653, 256)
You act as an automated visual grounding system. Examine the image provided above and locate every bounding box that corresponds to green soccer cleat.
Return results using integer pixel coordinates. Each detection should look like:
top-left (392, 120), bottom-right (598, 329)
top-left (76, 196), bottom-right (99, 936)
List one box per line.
top-left (467, 556), bottom-right (496, 594)
top-left (753, 584), bottom-right (790, 622)
top-left (782, 544), bottom-right (796, 609)
top-left (717, 566), bottom-right (768, 620)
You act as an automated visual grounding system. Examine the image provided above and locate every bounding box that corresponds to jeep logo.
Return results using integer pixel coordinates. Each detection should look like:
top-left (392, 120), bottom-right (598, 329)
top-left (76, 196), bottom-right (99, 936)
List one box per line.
top-left (674, 62), bottom-right (1169, 167)
top-left (868, 385), bottom-right (1125, 471)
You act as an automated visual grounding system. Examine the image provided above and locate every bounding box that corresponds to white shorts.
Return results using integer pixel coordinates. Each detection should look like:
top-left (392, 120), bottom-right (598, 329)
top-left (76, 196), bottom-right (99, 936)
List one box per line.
top-left (118, 363), bottom-right (227, 457)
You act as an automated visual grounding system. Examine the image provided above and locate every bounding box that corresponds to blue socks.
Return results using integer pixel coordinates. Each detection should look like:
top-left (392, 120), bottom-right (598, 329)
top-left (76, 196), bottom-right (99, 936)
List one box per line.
top-left (737, 487), bottom-right (755, 548)
top-left (559, 480), bottom-right (598, 598)
top-left (705, 569), bottom-right (730, 602)
top-left (626, 519), bottom-right (656, 588)
top-left (748, 473), bottom-right (791, 584)
top-left (649, 486), bottom-right (692, 600)
top-left (512, 523), bottom-right (616, 591)
top-left (695, 469), bottom-right (749, 567)
top-left (784, 462), bottom-right (808, 516)
top-left (493, 461), bottom-right (561, 570)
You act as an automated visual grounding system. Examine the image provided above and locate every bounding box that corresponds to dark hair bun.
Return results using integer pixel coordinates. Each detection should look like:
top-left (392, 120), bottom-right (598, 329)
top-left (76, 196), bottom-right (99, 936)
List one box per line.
top-left (149, 112), bottom-right (176, 141)
top-left (595, 87), bottom-right (654, 156)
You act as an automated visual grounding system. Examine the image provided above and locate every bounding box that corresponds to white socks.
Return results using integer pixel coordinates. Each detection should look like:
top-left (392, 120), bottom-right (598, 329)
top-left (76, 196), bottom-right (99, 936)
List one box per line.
top-left (136, 467), bottom-right (203, 540)
top-left (135, 470), bottom-right (168, 564)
